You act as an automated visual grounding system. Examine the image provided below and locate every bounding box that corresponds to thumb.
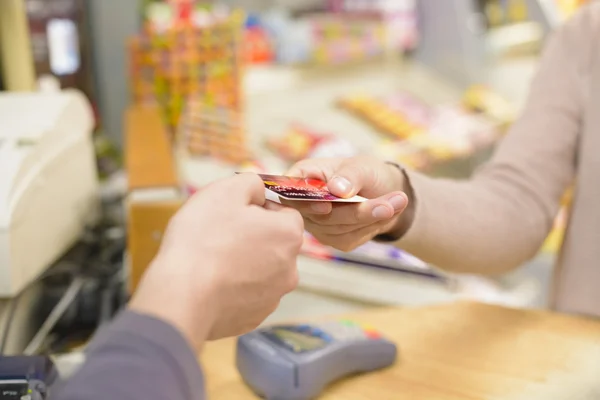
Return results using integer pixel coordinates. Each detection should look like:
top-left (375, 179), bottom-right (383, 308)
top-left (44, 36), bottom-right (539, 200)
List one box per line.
top-left (327, 162), bottom-right (372, 198)
top-left (227, 173), bottom-right (266, 206)
top-left (199, 173), bottom-right (266, 207)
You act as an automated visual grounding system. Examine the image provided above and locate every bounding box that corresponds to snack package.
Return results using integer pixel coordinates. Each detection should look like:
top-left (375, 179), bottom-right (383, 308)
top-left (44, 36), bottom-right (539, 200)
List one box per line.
top-left (342, 90), bottom-right (501, 166)
top-left (338, 94), bottom-right (425, 140)
top-left (462, 85), bottom-right (515, 130)
top-left (266, 124), bottom-right (328, 162)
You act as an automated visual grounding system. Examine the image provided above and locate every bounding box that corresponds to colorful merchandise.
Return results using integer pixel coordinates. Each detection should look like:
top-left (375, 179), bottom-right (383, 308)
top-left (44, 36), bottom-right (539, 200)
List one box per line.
top-left (142, 1), bottom-right (221, 29)
top-left (259, 1), bottom-right (416, 67)
top-left (311, 16), bottom-right (388, 65)
top-left (260, 10), bottom-right (314, 65)
top-left (178, 99), bottom-right (247, 164)
top-left (266, 124), bottom-right (328, 162)
top-left (327, 0), bottom-right (419, 52)
top-left (462, 85), bottom-right (516, 130)
top-left (340, 91), bottom-right (501, 169)
top-left (244, 15), bottom-right (274, 64)
top-left (266, 124), bottom-right (357, 163)
top-left (128, 8), bottom-right (245, 131)
top-left (338, 94), bottom-right (425, 140)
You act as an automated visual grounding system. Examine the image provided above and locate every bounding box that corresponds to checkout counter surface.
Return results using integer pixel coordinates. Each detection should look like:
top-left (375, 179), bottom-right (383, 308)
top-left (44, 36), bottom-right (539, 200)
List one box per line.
top-left (201, 301), bottom-right (600, 400)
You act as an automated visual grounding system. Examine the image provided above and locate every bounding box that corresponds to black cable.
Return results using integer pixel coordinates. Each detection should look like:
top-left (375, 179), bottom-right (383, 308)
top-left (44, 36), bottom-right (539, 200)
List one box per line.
top-left (0, 265), bottom-right (76, 356)
top-left (24, 276), bottom-right (86, 356)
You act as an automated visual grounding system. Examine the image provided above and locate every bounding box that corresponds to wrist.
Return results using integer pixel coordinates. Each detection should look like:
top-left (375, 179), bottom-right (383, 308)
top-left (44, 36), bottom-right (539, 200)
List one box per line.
top-left (129, 256), bottom-right (216, 353)
top-left (375, 162), bottom-right (416, 241)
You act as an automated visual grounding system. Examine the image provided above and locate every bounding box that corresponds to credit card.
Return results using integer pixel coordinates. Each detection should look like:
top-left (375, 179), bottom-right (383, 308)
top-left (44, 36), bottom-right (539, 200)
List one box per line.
top-left (252, 173), bottom-right (367, 203)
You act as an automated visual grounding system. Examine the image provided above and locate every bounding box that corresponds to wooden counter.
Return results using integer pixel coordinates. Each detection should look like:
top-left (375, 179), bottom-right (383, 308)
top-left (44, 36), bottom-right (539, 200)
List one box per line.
top-left (201, 302), bottom-right (600, 399)
top-left (124, 105), bottom-right (179, 191)
top-left (124, 105), bottom-right (183, 292)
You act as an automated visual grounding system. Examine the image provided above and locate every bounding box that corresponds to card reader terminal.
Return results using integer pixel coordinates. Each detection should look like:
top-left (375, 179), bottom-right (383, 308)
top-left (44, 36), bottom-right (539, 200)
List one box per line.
top-left (236, 320), bottom-right (397, 400)
top-left (0, 356), bottom-right (57, 400)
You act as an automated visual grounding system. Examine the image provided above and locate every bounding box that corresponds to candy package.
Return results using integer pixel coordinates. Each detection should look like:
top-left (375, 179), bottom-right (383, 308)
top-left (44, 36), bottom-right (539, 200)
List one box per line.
top-left (266, 124), bottom-right (329, 162)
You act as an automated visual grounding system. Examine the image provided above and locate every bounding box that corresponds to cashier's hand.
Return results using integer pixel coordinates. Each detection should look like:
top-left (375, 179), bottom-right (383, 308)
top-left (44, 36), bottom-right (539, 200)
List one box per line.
top-left (285, 157), bottom-right (409, 251)
top-left (130, 173), bottom-right (304, 352)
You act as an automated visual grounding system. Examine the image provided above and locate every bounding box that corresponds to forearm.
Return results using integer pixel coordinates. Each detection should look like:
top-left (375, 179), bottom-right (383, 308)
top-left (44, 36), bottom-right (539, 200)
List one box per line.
top-left (50, 311), bottom-right (206, 400)
top-left (390, 168), bottom-right (559, 275)
top-left (382, 6), bottom-right (592, 274)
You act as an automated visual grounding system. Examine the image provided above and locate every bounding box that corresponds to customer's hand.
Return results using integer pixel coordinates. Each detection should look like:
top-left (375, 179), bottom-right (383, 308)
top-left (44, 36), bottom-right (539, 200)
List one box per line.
top-left (130, 173), bottom-right (304, 351)
top-left (284, 157), bottom-right (409, 251)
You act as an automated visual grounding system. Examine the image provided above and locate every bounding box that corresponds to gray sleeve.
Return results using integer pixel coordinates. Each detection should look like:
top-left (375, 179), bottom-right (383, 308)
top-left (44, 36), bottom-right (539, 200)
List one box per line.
top-left (50, 310), bottom-right (206, 400)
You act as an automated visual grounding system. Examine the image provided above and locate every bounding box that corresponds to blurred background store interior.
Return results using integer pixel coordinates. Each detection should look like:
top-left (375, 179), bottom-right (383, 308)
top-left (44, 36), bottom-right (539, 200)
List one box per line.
top-left (0, 0), bottom-right (591, 356)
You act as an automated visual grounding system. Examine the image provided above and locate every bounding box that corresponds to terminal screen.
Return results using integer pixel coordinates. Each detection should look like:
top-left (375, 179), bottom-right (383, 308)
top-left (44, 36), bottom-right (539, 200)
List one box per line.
top-left (270, 328), bottom-right (326, 352)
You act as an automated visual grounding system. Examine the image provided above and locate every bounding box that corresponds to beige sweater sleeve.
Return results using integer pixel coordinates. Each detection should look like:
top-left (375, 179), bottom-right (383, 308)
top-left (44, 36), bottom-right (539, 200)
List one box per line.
top-left (396, 6), bottom-right (598, 275)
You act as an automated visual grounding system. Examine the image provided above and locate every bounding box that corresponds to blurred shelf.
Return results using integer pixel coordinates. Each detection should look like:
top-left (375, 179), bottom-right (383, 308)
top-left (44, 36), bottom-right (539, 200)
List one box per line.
top-left (485, 21), bottom-right (544, 56)
top-left (297, 253), bottom-right (552, 309)
top-left (297, 255), bottom-right (456, 306)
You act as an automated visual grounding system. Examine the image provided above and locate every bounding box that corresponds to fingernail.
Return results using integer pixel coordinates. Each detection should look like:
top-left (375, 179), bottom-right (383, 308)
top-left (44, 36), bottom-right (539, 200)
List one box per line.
top-left (330, 176), bottom-right (353, 195)
top-left (389, 195), bottom-right (407, 211)
top-left (311, 203), bottom-right (330, 214)
top-left (372, 205), bottom-right (391, 219)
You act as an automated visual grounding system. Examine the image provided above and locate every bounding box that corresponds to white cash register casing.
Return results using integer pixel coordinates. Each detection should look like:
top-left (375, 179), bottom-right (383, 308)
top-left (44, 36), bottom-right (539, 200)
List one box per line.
top-left (0, 90), bottom-right (99, 297)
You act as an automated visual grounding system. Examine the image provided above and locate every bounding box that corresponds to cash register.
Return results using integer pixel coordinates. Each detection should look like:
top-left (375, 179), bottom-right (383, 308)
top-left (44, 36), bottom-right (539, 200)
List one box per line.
top-left (0, 90), bottom-right (99, 297)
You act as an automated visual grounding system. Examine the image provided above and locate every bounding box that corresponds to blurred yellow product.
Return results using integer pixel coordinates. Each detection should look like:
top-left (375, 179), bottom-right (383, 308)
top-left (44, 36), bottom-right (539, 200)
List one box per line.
top-left (556, 0), bottom-right (589, 17)
top-left (507, 0), bottom-right (528, 22)
top-left (542, 188), bottom-right (573, 253)
top-left (463, 85), bottom-right (487, 112)
top-left (542, 226), bottom-right (564, 253)
top-left (462, 85), bottom-right (516, 130)
top-left (373, 109), bottom-right (390, 122)
top-left (542, 208), bottom-right (567, 254)
top-left (486, 0), bottom-right (505, 27)
top-left (392, 119), bottom-right (408, 131)
top-left (428, 146), bottom-right (455, 160)
top-left (375, 26), bottom-right (385, 42)
top-left (408, 127), bottom-right (425, 138)
top-left (288, 134), bottom-right (311, 152)
top-left (314, 47), bottom-right (328, 64)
